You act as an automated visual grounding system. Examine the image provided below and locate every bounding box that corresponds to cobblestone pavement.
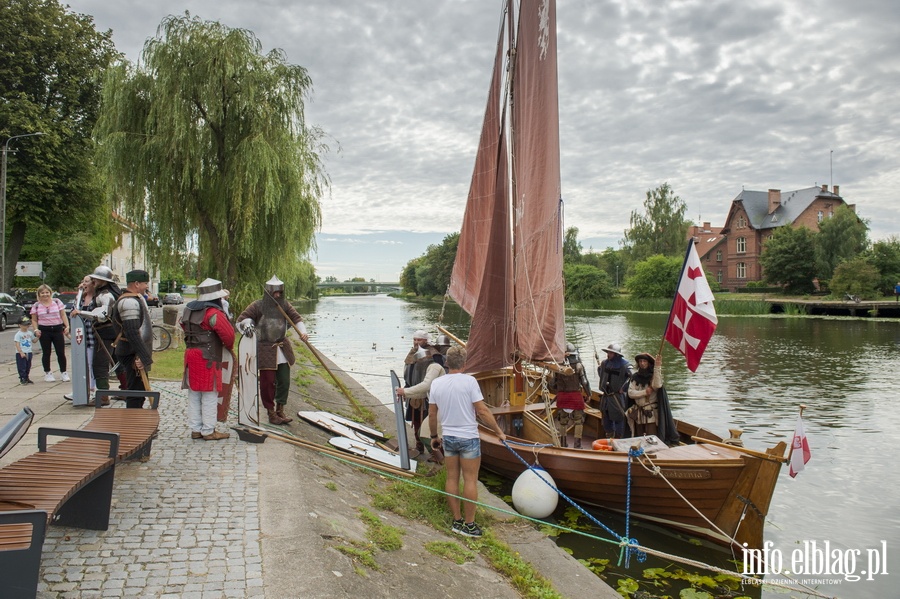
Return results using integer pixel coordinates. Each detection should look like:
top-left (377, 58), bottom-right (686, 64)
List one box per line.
top-left (37, 381), bottom-right (265, 598)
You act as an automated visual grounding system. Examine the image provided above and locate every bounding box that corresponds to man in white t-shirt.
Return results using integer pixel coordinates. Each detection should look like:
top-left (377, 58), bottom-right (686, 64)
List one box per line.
top-left (428, 346), bottom-right (506, 538)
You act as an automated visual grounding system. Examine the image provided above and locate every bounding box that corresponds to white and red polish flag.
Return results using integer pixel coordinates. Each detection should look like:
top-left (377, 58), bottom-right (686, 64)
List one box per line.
top-left (664, 241), bottom-right (718, 372)
top-left (789, 415), bottom-right (812, 478)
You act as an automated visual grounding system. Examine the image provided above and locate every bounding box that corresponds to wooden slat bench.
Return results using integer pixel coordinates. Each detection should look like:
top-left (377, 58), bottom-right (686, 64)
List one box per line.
top-left (50, 390), bottom-right (162, 463)
top-left (0, 427), bottom-right (120, 599)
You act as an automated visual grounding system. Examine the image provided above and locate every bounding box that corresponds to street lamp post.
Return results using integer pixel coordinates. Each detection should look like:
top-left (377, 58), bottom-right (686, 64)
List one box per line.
top-left (615, 264), bottom-right (619, 289)
top-left (1, 132), bottom-right (44, 293)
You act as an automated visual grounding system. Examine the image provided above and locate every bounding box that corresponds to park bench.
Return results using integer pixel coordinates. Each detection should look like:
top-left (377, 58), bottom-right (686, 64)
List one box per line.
top-left (0, 408), bottom-right (120, 599)
top-left (50, 390), bottom-right (162, 462)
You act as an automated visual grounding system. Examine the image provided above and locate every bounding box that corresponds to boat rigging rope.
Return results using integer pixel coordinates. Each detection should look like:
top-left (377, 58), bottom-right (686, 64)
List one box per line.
top-left (501, 439), bottom-right (646, 567)
top-left (632, 450), bottom-right (743, 551)
top-left (629, 449), bottom-right (832, 599)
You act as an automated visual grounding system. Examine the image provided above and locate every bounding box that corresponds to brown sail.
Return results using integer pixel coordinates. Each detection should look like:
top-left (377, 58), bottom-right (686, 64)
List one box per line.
top-left (448, 14), bottom-right (513, 373)
top-left (449, 0), bottom-right (565, 369)
top-left (511, 0), bottom-right (565, 364)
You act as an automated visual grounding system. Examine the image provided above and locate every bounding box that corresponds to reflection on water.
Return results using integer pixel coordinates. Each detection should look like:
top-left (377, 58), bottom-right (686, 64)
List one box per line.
top-left (303, 295), bottom-right (898, 599)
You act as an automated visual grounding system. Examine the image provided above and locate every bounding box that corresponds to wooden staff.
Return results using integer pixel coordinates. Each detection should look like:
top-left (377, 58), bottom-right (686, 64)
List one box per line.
top-left (138, 364), bottom-right (151, 391)
top-left (264, 290), bottom-right (355, 402)
top-left (691, 436), bottom-right (788, 463)
top-left (255, 427), bottom-right (416, 478)
top-left (436, 325), bottom-right (466, 348)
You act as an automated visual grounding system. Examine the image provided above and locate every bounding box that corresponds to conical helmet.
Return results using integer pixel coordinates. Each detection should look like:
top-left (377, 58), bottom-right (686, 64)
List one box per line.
top-left (265, 275), bottom-right (284, 294)
top-left (197, 278), bottom-right (227, 301)
top-left (89, 265), bottom-right (115, 283)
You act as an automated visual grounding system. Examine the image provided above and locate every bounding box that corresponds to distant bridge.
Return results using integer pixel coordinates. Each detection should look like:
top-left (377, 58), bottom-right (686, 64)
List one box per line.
top-left (316, 281), bottom-right (400, 291)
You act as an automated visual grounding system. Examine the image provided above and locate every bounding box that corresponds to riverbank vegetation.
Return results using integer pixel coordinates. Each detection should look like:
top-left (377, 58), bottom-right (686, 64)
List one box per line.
top-left (398, 182), bottom-right (900, 304)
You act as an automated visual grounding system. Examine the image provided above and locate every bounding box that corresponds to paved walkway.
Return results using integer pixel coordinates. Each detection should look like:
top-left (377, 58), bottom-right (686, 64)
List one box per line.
top-left (0, 363), bottom-right (265, 598)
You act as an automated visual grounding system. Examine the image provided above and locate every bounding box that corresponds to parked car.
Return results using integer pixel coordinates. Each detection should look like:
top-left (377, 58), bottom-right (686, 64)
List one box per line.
top-left (15, 290), bottom-right (37, 313)
top-left (55, 291), bottom-right (79, 318)
top-left (0, 292), bottom-right (26, 331)
top-left (145, 293), bottom-right (160, 307)
top-left (162, 293), bottom-right (184, 305)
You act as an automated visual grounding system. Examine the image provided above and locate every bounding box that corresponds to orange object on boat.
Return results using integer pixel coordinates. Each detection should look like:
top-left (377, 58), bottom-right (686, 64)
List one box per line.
top-left (592, 439), bottom-right (613, 451)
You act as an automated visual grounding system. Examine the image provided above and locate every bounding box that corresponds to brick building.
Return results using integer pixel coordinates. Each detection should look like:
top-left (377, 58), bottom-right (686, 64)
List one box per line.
top-left (699, 185), bottom-right (851, 290)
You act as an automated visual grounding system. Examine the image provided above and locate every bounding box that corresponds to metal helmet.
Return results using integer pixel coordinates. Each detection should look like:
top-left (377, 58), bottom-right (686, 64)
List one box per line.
top-left (89, 265), bottom-right (115, 283)
top-left (197, 278), bottom-right (227, 301)
top-left (265, 275), bottom-right (284, 294)
top-left (434, 334), bottom-right (451, 347)
top-left (565, 342), bottom-right (576, 355)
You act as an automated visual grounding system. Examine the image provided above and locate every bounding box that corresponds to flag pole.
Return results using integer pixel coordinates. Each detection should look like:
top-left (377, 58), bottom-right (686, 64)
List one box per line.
top-left (658, 239), bottom-right (696, 357)
top-left (787, 403), bottom-right (807, 461)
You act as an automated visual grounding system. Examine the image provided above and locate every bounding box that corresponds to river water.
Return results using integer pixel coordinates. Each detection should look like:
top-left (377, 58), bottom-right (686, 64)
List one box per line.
top-left (301, 294), bottom-right (898, 599)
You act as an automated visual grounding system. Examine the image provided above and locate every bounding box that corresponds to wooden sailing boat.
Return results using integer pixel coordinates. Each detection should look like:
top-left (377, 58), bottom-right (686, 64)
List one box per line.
top-left (444, 0), bottom-right (786, 551)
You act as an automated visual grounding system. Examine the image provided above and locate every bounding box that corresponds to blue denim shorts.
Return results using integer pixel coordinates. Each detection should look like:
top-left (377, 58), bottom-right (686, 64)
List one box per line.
top-left (442, 436), bottom-right (481, 459)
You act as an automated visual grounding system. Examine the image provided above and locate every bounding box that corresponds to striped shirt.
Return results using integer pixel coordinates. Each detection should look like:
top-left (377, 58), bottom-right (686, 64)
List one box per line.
top-left (31, 298), bottom-right (66, 326)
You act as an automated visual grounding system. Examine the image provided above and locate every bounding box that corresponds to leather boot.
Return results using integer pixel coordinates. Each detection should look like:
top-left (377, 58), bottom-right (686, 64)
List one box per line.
top-left (559, 435), bottom-right (567, 448)
top-left (574, 438), bottom-right (582, 449)
top-left (268, 409), bottom-right (286, 425)
top-left (276, 405), bottom-right (293, 424)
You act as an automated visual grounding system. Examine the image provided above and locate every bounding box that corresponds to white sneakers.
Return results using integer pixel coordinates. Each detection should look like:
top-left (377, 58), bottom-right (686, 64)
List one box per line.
top-left (44, 372), bottom-right (56, 382)
top-left (61, 372), bottom-right (70, 382)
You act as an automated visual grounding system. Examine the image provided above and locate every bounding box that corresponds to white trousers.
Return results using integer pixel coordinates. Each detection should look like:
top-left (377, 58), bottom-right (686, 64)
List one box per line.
top-left (188, 389), bottom-right (219, 435)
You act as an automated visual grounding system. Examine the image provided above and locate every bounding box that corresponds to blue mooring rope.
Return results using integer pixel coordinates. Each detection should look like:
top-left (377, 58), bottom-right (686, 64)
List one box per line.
top-left (501, 439), bottom-right (646, 567)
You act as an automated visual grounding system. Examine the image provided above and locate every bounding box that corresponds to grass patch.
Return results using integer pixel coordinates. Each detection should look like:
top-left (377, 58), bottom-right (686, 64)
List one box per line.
top-left (148, 346), bottom-right (185, 380)
top-left (358, 507), bottom-right (405, 551)
top-left (335, 543), bottom-right (379, 571)
top-left (330, 507), bottom-right (406, 575)
top-left (425, 540), bottom-right (475, 564)
top-left (781, 303), bottom-right (809, 316)
top-left (325, 481), bottom-right (338, 491)
top-left (294, 340), bottom-right (379, 425)
top-left (369, 474), bottom-right (562, 599)
top-left (291, 340), bottom-right (318, 389)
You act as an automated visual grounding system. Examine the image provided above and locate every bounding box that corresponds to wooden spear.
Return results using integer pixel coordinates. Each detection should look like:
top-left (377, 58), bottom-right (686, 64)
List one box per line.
top-left (247, 426), bottom-right (416, 478)
top-left (263, 289), bottom-right (355, 402)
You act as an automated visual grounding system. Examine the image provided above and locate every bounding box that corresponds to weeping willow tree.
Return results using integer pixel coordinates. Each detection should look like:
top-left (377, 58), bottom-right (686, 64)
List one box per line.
top-left (94, 13), bottom-right (327, 300)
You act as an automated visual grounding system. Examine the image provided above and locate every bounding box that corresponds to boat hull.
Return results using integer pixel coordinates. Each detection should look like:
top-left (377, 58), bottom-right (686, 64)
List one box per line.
top-left (474, 370), bottom-right (785, 550)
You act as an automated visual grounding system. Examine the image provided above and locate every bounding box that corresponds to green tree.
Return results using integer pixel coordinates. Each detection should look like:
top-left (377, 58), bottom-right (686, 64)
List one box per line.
top-left (759, 225), bottom-right (816, 294)
top-left (622, 183), bottom-right (690, 263)
top-left (563, 263), bottom-right (614, 301)
top-left (94, 14), bottom-right (328, 298)
top-left (43, 232), bottom-right (103, 289)
top-left (404, 233), bottom-right (459, 296)
top-left (829, 257), bottom-right (879, 300)
top-left (400, 258), bottom-right (420, 294)
top-left (563, 226), bottom-right (582, 265)
top-left (0, 0), bottom-right (119, 290)
top-left (814, 205), bottom-right (869, 280)
top-left (625, 255), bottom-right (683, 298)
top-left (868, 236), bottom-right (900, 296)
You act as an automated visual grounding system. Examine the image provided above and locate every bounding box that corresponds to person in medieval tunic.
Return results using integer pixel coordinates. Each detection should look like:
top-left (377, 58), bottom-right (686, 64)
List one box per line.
top-left (111, 269), bottom-right (154, 408)
top-left (74, 266), bottom-right (124, 404)
top-left (181, 278), bottom-right (235, 440)
top-left (237, 275), bottom-right (307, 425)
top-left (597, 343), bottom-right (632, 439)
top-left (397, 334), bottom-right (451, 461)
top-left (626, 353), bottom-right (663, 437)
top-left (402, 330), bottom-right (437, 453)
top-left (549, 343), bottom-right (591, 449)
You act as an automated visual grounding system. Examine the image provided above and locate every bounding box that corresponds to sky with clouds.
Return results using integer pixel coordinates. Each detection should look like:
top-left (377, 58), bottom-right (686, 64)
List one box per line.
top-left (64, 0), bottom-right (900, 281)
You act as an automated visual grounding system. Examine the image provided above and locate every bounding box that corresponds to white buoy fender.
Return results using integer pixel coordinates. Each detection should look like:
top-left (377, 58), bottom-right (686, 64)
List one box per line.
top-left (511, 467), bottom-right (559, 519)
